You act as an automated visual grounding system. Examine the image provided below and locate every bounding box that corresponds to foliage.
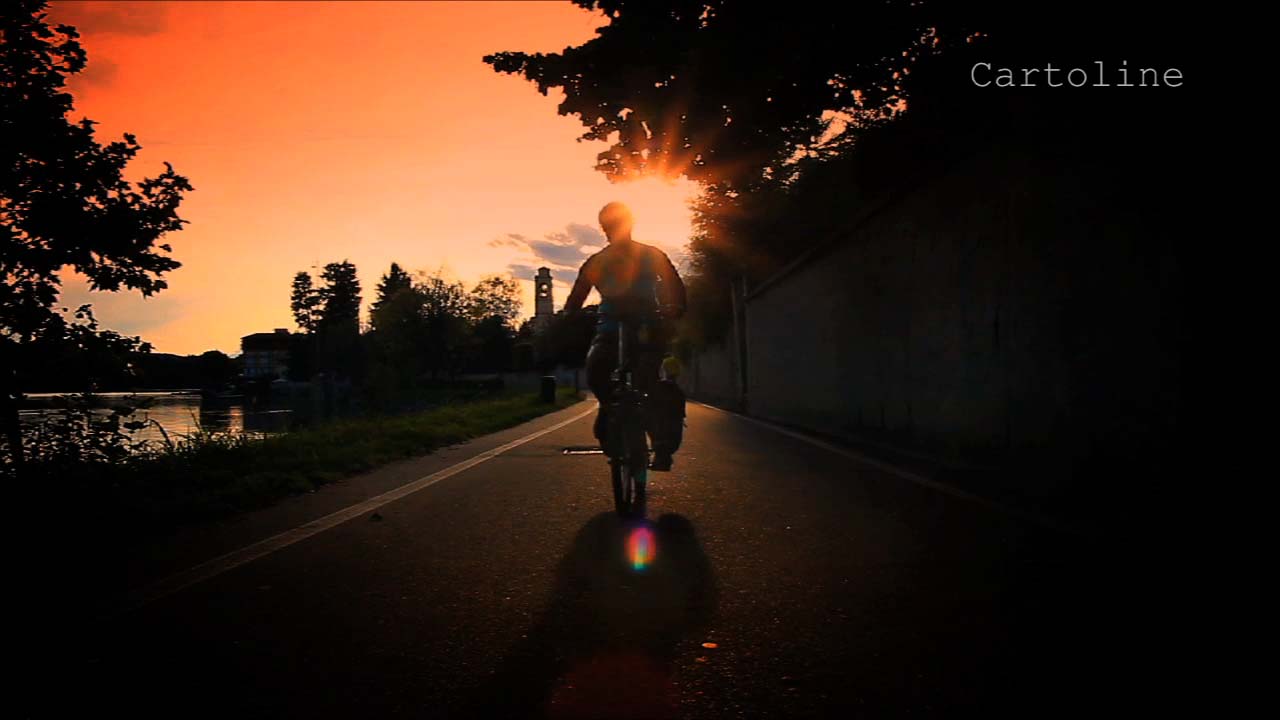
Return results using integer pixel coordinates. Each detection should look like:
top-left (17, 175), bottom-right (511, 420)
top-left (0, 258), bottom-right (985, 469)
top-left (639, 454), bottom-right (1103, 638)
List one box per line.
top-left (482, 1), bottom-right (958, 346)
top-left (534, 306), bottom-right (597, 371)
top-left (290, 271), bottom-right (322, 332)
top-left (1, 0), bottom-right (192, 342)
top-left (318, 261), bottom-right (361, 334)
top-left (484, 0), bottom-right (954, 194)
top-left (1, 0), bottom-right (190, 465)
top-left (289, 261), bottom-right (363, 380)
top-left (468, 275), bottom-right (522, 325)
top-left (22, 388), bottom-right (584, 538)
top-left (469, 314), bottom-right (516, 374)
top-left (8, 304), bottom-right (151, 388)
top-left (0, 389), bottom-right (162, 478)
top-left (415, 271), bottom-right (472, 379)
top-left (363, 266), bottom-right (526, 406)
top-left (370, 262), bottom-right (413, 322)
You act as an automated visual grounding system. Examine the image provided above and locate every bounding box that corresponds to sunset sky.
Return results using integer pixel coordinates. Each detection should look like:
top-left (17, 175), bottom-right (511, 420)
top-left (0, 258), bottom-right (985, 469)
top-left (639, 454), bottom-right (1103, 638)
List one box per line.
top-left (45, 1), bottom-right (700, 356)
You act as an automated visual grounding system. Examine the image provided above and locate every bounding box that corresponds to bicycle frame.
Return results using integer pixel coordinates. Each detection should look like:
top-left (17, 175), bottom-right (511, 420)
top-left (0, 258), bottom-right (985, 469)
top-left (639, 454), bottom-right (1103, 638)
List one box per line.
top-left (606, 316), bottom-right (650, 518)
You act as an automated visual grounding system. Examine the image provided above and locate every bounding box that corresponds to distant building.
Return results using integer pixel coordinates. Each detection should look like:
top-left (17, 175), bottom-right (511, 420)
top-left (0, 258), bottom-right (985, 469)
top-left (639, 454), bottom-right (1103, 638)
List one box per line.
top-left (532, 267), bottom-right (554, 332)
top-left (240, 328), bottom-right (291, 380)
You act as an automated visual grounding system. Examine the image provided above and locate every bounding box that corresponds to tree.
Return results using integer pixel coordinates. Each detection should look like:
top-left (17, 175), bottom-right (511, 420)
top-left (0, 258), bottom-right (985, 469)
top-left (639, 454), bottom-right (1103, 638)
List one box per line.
top-left (287, 261), bottom-right (363, 381)
top-left (484, 1), bottom-right (952, 194)
top-left (195, 350), bottom-right (236, 389)
top-left (290, 271), bottom-right (322, 332)
top-left (461, 275), bottom-right (521, 374)
top-left (318, 261), bottom-right (361, 334)
top-left (365, 283), bottom-right (428, 407)
top-left (483, 1), bottom-right (954, 347)
top-left (369, 280), bottom-right (428, 373)
top-left (417, 272), bottom-right (470, 379)
top-left (2, 0), bottom-right (191, 468)
top-left (466, 315), bottom-right (513, 374)
top-left (534, 306), bottom-right (596, 372)
top-left (371, 262), bottom-right (413, 322)
top-left (468, 275), bottom-right (521, 326)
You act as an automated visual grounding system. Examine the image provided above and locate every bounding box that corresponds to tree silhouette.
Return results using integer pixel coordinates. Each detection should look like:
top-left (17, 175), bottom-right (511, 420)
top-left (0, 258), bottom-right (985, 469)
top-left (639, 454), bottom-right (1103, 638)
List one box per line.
top-left (2, 0), bottom-right (191, 468)
top-left (418, 272), bottom-right (470, 379)
top-left (318, 261), bottom-right (361, 334)
top-left (370, 262), bottom-right (413, 323)
top-left (468, 274), bottom-right (521, 325)
top-left (290, 271), bottom-right (322, 333)
top-left (535, 306), bottom-right (596, 372)
top-left (366, 283), bottom-right (429, 405)
top-left (287, 262), bottom-right (363, 381)
top-left (468, 315), bottom-right (516, 374)
top-left (484, 0), bottom-right (956, 194)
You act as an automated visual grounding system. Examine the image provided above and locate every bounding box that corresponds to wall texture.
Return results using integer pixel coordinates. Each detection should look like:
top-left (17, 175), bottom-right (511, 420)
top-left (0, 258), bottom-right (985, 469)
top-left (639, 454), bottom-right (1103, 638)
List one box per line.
top-left (692, 142), bottom-right (1182, 509)
top-left (678, 340), bottom-right (740, 411)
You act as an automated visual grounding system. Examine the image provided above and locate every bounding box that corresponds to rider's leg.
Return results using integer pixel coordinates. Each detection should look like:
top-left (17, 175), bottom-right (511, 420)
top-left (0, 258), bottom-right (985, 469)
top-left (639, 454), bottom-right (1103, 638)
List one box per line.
top-left (634, 345), bottom-right (678, 470)
top-left (584, 332), bottom-right (618, 445)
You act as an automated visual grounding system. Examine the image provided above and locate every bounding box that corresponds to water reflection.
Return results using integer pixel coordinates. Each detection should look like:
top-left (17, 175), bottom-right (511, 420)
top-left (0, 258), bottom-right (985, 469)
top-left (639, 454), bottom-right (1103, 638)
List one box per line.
top-left (197, 403), bottom-right (234, 435)
top-left (18, 391), bottom-right (295, 446)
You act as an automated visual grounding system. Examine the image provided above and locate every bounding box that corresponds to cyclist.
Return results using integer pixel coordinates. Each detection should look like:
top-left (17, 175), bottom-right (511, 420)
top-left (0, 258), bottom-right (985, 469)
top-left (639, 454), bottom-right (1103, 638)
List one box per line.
top-left (563, 202), bottom-right (687, 471)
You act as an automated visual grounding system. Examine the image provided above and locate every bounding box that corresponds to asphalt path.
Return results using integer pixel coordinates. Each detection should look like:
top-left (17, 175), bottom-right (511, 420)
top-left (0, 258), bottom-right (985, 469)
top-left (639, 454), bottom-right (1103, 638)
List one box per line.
top-left (43, 400), bottom-right (1157, 718)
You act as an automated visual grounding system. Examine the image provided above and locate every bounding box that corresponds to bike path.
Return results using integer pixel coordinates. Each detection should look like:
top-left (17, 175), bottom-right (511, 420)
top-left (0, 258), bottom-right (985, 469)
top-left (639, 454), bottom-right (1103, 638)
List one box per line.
top-left (62, 402), bottom-right (1150, 718)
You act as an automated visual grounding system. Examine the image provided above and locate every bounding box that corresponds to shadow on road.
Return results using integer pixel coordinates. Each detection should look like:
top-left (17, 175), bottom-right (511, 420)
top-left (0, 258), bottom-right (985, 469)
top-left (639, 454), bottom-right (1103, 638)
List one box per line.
top-left (463, 512), bottom-right (718, 719)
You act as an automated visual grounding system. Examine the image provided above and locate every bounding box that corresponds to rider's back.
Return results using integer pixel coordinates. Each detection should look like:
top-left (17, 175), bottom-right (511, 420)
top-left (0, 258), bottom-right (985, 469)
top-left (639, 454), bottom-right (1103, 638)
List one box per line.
top-left (579, 240), bottom-right (677, 319)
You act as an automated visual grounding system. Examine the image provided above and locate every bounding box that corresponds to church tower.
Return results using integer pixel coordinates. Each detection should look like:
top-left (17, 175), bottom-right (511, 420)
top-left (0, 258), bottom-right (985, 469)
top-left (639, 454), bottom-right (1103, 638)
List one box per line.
top-left (533, 267), bottom-right (554, 328)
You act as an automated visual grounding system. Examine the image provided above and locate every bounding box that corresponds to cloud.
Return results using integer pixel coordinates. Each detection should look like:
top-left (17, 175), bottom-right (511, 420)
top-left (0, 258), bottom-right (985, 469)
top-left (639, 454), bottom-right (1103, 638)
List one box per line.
top-left (487, 233), bottom-right (526, 249)
top-left (527, 233), bottom-right (593, 269)
top-left (565, 222), bottom-right (606, 248)
top-left (506, 264), bottom-right (543, 281)
top-left (493, 223), bottom-right (605, 285)
top-left (48, 1), bottom-right (169, 37)
top-left (66, 56), bottom-right (118, 91)
top-left (47, 2), bottom-right (170, 91)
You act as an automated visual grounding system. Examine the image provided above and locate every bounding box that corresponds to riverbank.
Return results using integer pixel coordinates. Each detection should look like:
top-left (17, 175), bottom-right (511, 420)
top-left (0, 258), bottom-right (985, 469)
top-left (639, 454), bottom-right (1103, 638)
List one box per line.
top-left (22, 388), bottom-right (585, 541)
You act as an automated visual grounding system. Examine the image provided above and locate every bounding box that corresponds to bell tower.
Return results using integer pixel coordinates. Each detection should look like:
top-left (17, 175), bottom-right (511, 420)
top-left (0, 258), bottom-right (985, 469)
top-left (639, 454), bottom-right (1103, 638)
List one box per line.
top-left (534, 267), bottom-right (554, 323)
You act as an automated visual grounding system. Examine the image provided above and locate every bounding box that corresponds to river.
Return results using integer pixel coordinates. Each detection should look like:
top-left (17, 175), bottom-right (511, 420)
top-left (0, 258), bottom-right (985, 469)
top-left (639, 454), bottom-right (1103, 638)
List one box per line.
top-left (18, 391), bottom-right (295, 446)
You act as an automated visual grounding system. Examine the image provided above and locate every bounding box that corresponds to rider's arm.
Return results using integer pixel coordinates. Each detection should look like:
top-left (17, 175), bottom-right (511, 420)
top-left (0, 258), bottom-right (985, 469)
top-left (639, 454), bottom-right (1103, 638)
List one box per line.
top-left (563, 258), bottom-right (594, 314)
top-left (655, 249), bottom-right (686, 315)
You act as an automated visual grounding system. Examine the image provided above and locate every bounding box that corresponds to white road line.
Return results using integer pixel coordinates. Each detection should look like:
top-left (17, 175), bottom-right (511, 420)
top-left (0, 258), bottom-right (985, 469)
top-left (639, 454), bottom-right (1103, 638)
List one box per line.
top-left (693, 401), bottom-right (1090, 537)
top-left (117, 405), bottom-right (596, 615)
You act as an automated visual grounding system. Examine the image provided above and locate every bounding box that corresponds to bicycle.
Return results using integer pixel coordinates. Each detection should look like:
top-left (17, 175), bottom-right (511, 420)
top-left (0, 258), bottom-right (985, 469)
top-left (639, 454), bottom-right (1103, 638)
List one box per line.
top-left (603, 307), bottom-right (674, 519)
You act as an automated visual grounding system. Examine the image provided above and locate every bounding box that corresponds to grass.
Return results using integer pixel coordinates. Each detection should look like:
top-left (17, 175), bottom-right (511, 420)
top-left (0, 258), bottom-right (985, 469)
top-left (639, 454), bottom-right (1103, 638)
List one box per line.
top-left (34, 387), bottom-right (584, 540)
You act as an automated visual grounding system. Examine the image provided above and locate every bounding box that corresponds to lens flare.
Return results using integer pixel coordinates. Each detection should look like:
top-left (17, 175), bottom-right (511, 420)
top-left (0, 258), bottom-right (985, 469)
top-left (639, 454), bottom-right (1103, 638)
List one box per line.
top-left (626, 526), bottom-right (656, 571)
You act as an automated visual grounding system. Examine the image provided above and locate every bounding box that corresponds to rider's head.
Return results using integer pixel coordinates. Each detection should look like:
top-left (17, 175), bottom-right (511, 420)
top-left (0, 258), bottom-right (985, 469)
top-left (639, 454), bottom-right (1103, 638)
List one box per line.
top-left (598, 202), bottom-right (634, 243)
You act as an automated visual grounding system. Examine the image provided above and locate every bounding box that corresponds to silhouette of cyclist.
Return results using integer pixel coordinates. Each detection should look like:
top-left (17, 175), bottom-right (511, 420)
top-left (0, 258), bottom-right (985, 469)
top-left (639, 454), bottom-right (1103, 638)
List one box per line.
top-left (564, 202), bottom-right (687, 471)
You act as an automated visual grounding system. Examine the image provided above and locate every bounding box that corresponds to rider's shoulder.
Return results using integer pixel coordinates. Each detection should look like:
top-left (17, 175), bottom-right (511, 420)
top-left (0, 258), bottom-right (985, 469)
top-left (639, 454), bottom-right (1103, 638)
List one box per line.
top-left (631, 240), bottom-right (670, 259)
top-left (640, 241), bottom-right (678, 267)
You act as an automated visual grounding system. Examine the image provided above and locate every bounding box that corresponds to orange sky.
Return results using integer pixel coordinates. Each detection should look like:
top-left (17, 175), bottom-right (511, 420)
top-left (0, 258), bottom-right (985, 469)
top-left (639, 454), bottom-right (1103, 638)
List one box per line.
top-left (45, 1), bottom-right (700, 356)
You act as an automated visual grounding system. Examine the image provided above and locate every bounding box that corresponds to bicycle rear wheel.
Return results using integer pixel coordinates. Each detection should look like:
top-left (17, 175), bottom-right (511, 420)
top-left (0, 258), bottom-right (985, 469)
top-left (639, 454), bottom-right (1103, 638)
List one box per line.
top-left (610, 441), bottom-right (648, 518)
top-left (610, 462), bottom-right (647, 518)
top-left (610, 460), bottom-right (631, 516)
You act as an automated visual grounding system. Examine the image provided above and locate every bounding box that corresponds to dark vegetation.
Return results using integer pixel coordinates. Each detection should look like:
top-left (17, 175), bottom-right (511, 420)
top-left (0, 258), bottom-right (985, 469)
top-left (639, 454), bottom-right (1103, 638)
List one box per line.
top-left (2, 0), bottom-right (192, 470)
top-left (288, 260), bottom-right (530, 413)
top-left (25, 387), bottom-right (581, 545)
